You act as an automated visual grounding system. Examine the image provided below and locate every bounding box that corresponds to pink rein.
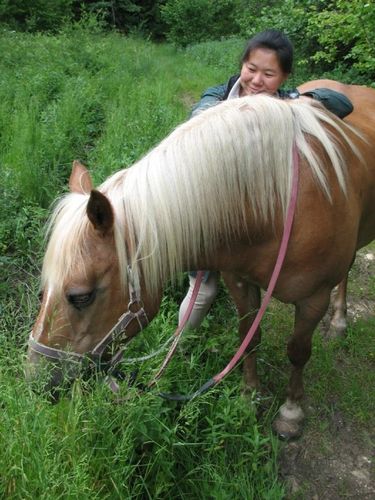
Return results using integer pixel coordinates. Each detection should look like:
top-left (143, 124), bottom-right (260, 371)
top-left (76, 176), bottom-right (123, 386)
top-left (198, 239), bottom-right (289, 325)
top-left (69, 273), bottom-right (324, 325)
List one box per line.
top-left (154, 145), bottom-right (300, 400)
top-left (213, 144), bottom-right (299, 384)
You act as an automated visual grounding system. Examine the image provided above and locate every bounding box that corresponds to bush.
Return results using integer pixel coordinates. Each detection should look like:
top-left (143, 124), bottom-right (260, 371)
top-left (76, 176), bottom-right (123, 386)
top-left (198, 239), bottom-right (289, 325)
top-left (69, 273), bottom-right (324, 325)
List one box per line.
top-left (161, 0), bottom-right (243, 47)
top-left (307, 0), bottom-right (375, 79)
top-left (235, 0), bottom-right (319, 79)
top-left (79, 0), bottom-right (167, 39)
top-left (0, 0), bottom-right (73, 32)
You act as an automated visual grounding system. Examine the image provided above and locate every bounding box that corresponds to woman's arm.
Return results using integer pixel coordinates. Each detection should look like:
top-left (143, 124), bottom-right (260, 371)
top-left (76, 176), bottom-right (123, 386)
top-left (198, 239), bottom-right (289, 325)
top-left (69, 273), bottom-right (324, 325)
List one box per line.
top-left (191, 83), bottom-right (227, 116)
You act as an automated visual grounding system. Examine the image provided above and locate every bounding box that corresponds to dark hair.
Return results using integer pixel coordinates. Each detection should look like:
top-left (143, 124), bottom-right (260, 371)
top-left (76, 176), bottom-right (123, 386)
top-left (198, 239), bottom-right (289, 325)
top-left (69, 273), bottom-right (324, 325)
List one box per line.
top-left (241, 29), bottom-right (294, 74)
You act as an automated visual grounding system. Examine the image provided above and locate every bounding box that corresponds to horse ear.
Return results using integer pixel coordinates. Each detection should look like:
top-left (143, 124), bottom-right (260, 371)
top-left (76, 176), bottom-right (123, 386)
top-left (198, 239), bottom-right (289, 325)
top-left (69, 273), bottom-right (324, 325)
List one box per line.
top-left (87, 190), bottom-right (114, 236)
top-left (69, 160), bottom-right (93, 194)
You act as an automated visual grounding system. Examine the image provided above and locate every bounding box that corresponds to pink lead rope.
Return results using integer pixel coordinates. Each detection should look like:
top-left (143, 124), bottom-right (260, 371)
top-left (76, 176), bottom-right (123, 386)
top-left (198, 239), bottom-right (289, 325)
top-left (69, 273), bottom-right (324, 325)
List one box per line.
top-left (148, 270), bottom-right (205, 386)
top-left (157, 144), bottom-right (300, 400)
top-left (213, 144), bottom-right (300, 384)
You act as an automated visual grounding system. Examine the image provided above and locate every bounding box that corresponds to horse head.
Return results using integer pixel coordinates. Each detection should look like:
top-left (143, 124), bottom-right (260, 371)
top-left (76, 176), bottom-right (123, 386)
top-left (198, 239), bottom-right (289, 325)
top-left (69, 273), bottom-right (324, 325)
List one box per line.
top-left (26, 161), bottom-right (160, 393)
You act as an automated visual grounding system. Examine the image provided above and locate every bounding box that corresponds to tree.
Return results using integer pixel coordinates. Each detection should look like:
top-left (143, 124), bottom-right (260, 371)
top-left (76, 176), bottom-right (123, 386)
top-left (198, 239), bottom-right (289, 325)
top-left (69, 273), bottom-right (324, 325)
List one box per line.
top-left (161, 0), bottom-right (244, 47)
top-left (307, 0), bottom-right (375, 77)
top-left (0, 0), bottom-right (73, 31)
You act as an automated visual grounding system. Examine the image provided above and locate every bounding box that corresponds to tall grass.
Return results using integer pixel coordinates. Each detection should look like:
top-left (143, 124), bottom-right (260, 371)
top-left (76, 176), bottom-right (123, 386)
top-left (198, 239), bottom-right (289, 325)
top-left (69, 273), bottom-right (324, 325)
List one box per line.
top-left (0, 295), bottom-right (286, 498)
top-left (0, 26), bottom-right (227, 207)
top-left (0, 24), bottom-right (373, 498)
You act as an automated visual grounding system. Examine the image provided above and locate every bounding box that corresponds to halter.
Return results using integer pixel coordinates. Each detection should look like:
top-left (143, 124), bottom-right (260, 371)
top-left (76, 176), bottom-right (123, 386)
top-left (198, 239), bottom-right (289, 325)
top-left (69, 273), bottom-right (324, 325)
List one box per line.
top-left (28, 267), bottom-right (204, 378)
top-left (28, 267), bottom-right (149, 375)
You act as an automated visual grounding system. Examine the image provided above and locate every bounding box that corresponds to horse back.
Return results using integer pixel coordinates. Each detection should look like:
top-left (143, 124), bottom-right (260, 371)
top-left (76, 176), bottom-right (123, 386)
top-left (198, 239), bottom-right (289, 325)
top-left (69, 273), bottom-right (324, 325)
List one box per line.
top-left (298, 79), bottom-right (375, 134)
top-left (299, 79), bottom-right (375, 249)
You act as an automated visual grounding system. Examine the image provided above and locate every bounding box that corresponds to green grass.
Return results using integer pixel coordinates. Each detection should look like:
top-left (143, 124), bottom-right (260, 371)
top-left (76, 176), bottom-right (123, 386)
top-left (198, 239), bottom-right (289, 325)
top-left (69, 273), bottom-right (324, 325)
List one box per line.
top-left (0, 27), bottom-right (373, 498)
top-left (0, 29), bottom-right (220, 206)
top-left (0, 304), bottom-right (285, 499)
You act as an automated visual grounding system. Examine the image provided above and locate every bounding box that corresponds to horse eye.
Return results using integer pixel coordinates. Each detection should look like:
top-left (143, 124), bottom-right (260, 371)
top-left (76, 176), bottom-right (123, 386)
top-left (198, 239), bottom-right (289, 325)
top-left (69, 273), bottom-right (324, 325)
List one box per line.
top-left (67, 290), bottom-right (96, 310)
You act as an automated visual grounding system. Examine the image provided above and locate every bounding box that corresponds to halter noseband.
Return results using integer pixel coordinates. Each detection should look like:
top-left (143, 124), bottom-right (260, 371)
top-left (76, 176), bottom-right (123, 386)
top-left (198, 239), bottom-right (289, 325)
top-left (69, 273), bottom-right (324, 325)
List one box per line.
top-left (28, 267), bottom-right (149, 374)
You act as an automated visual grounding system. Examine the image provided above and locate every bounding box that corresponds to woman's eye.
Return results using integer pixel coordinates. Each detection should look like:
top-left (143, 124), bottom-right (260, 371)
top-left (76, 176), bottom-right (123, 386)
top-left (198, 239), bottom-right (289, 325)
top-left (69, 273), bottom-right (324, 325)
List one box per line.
top-left (67, 290), bottom-right (96, 310)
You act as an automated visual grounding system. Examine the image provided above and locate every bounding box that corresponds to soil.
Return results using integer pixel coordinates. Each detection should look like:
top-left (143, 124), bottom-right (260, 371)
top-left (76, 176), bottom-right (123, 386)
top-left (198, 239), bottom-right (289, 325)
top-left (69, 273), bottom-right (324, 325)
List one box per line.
top-left (278, 249), bottom-right (375, 499)
top-left (279, 411), bottom-right (375, 499)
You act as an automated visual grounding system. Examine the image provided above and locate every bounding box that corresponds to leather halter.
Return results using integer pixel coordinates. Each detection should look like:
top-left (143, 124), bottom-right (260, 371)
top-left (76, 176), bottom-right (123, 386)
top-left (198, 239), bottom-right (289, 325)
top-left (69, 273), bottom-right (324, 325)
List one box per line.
top-left (28, 267), bottom-right (149, 374)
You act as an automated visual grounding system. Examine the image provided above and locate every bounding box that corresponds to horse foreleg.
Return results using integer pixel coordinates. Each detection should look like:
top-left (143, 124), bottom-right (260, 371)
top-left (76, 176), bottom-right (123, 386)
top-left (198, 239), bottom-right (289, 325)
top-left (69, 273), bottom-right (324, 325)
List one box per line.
top-left (273, 287), bottom-right (332, 439)
top-left (222, 273), bottom-right (261, 391)
top-left (328, 274), bottom-right (349, 338)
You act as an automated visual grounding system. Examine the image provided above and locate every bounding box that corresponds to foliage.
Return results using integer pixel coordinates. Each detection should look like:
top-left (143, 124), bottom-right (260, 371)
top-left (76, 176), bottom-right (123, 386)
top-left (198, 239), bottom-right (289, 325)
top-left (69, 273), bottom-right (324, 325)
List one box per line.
top-left (236, 0), bottom-right (306, 43)
top-left (0, 0), bottom-right (73, 32)
top-left (0, 193), bottom-right (46, 259)
top-left (307, 0), bottom-right (375, 78)
top-left (185, 37), bottom-right (244, 74)
top-left (79, 0), bottom-right (167, 38)
top-left (148, 0), bottom-right (243, 47)
top-left (231, 1), bottom-right (313, 79)
top-left (0, 0), bottom-right (167, 38)
top-left (0, 30), bottom-right (192, 206)
top-left (235, 0), bottom-right (375, 80)
top-left (0, 0), bottom-right (374, 83)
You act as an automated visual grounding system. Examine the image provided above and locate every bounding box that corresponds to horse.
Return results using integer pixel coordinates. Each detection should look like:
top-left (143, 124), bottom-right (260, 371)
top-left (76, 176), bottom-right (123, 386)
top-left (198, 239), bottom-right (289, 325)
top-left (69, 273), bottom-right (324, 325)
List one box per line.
top-left (297, 80), bottom-right (374, 336)
top-left (27, 81), bottom-right (375, 439)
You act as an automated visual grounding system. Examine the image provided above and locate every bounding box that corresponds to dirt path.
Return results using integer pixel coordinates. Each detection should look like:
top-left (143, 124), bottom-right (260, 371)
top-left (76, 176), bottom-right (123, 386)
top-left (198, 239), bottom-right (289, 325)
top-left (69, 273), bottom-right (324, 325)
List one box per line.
top-left (280, 413), bottom-right (374, 499)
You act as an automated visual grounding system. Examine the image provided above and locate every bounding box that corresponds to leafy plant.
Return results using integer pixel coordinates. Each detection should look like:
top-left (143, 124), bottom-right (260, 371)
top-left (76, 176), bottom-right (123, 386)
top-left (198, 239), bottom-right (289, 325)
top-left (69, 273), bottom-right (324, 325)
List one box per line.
top-left (0, 29), bottom-right (373, 499)
top-left (161, 0), bottom-right (243, 47)
top-left (307, 0), bottom-right (375, 78)
top-left (0, 0), bottom-right (73, 32)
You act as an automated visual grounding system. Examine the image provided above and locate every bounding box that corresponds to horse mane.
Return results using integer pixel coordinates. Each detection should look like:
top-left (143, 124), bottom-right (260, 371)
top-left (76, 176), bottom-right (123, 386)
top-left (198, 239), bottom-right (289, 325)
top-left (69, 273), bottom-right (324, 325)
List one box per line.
top-left (42, 95), bottom-right (357, 296)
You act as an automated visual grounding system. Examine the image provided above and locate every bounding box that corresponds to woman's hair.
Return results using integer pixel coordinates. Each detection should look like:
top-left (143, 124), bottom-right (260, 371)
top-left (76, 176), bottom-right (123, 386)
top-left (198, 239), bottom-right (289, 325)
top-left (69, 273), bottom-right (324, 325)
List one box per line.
top-left (241, 29), bottom-right (294, 74)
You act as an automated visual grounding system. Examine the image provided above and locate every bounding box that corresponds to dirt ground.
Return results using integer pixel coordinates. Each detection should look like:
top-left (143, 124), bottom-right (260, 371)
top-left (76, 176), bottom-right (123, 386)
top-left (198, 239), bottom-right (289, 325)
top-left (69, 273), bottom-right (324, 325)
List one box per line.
top-left (279, 411), bottom-right (375, 499)
top-left (279, 249), bottom-right (375, 499)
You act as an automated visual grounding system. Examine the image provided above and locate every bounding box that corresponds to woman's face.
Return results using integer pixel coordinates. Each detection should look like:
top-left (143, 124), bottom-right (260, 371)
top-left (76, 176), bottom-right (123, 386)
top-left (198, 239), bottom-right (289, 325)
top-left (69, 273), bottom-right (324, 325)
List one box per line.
top-left (239, 47), bottom-right (288, 96)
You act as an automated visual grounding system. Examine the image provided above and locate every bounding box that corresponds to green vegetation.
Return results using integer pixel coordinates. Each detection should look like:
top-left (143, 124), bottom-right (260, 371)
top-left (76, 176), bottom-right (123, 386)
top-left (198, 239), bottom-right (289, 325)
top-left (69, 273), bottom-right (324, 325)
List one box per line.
top-left (1, 1), bottom-right (374, 80)
top-left (0, 22), bottom-right (373, 499)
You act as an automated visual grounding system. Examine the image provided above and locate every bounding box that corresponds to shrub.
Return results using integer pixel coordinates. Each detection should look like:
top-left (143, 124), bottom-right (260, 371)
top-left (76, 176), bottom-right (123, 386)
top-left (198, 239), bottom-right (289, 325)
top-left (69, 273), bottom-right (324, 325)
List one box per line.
top-left (0, 0), bottom-right (73, 32)
top-left (235, 0), bottom-right (317, 77)
top-left (161, 0), bottom-right (243, 47)
top-left (78, 0), bottom-right (167, 39)
top-left (307, 0), bottom-right (375, 79)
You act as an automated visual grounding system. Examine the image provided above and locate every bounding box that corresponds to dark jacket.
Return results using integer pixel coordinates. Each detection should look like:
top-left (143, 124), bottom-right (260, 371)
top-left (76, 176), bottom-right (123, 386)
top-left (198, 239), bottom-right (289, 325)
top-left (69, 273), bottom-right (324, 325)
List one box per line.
top-left (191, 74), bottom-right (353, 119)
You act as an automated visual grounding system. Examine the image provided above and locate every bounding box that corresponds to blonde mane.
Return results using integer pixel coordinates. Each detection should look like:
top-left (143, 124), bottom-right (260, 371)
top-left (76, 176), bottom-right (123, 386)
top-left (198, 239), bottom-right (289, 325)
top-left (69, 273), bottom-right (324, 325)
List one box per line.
top-left (42, 95), bottom-right (355, 296)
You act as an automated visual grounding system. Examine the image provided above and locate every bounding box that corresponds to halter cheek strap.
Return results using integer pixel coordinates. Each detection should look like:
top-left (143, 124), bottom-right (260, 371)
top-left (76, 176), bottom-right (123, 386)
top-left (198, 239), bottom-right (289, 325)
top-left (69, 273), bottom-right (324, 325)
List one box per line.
top-left (28, 267), bottom-right (149, 373)
top-left (90, 305), bottom-right (149, 366)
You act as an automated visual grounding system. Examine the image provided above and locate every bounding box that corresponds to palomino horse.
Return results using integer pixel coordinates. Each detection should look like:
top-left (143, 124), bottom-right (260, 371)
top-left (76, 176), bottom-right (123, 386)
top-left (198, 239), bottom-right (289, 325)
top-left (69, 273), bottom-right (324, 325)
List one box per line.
top-left (27, 81), bottom-right (375, 438)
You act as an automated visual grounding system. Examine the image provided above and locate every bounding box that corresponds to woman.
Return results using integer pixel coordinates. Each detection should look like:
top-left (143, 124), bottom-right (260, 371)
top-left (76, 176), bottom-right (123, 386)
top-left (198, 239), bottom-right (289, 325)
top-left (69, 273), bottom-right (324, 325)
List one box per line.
top-left (191, 29), bottom-right (295, 116)
top-left (179, 29), bottom-right (353, 329)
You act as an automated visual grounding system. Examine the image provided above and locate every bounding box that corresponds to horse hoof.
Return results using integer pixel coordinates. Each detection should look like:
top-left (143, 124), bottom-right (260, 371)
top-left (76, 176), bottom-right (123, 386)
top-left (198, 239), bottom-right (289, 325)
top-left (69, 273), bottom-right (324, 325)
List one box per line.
top-left (327, 322), bottom-right (346, 339)
top-left (272, 416), bottom-right (303, 440)
top-left (273, 400), bottom-right (304, 440)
